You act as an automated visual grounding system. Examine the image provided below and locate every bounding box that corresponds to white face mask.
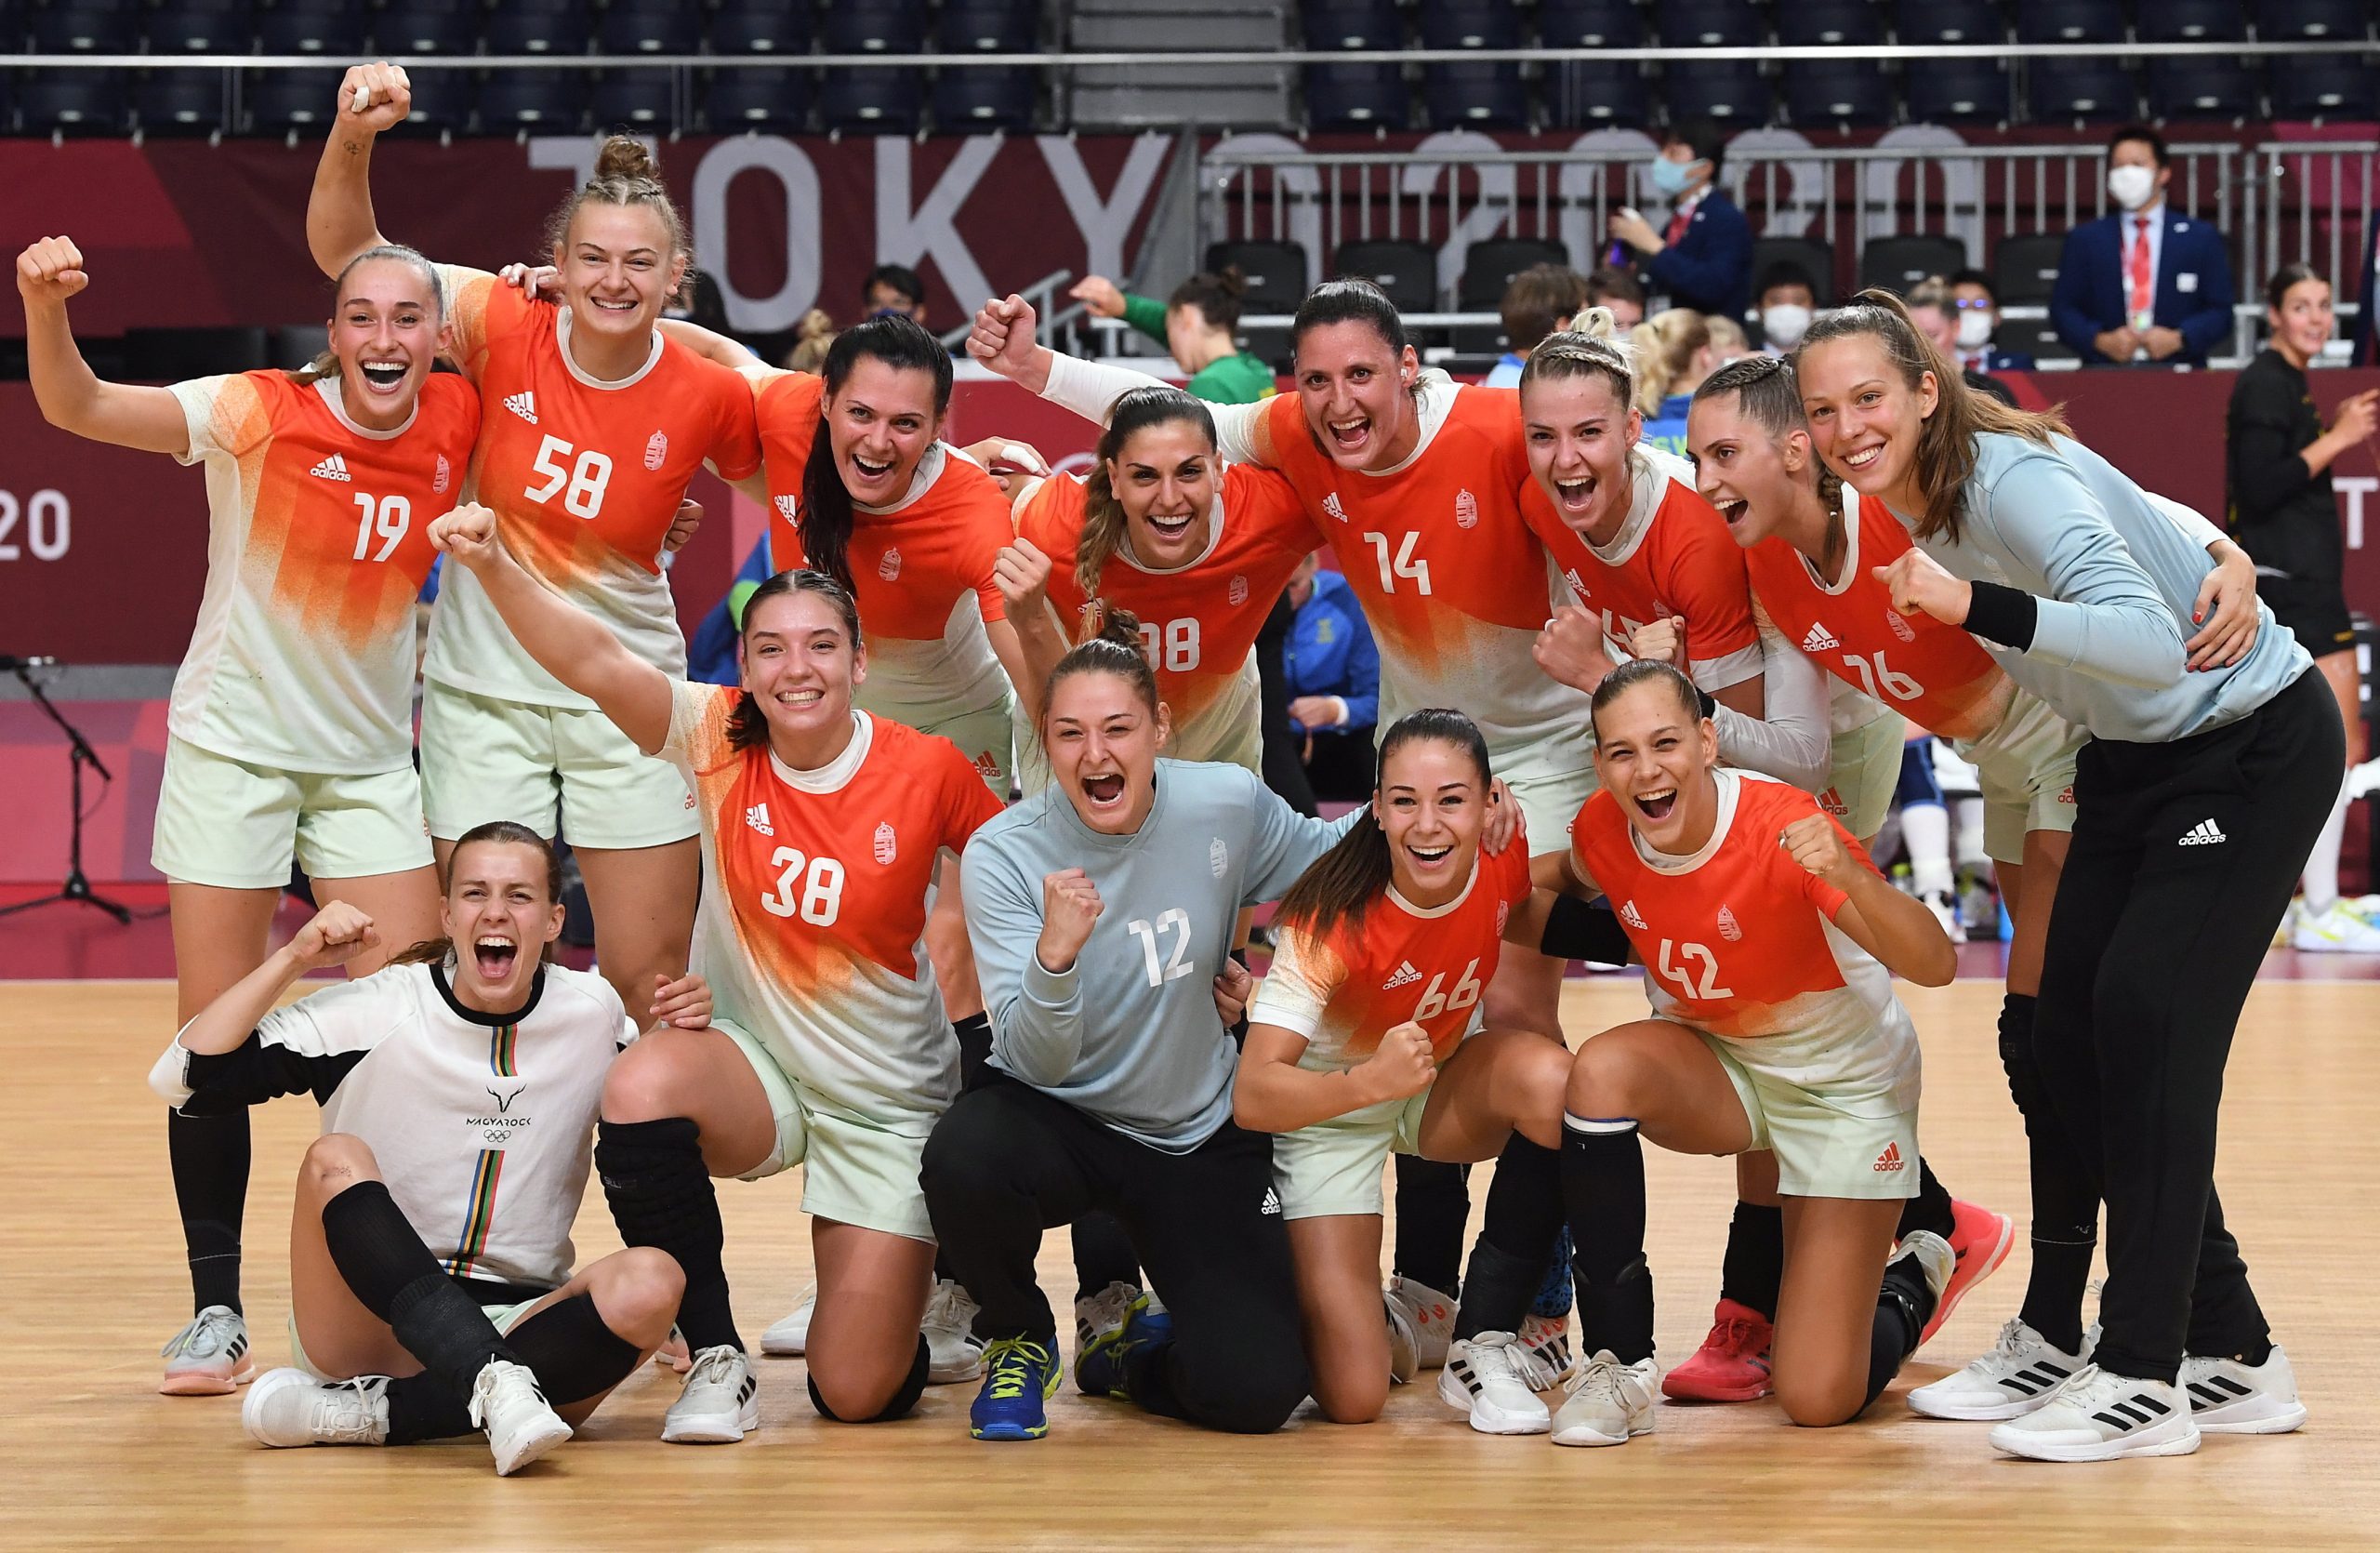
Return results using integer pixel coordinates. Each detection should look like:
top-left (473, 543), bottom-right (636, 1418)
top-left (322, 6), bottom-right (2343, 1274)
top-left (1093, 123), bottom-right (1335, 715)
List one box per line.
top-left (1761, 304), bottom-right (1812, 351)
top-left (2109, 164), bottom-right (2158, 213)
top-left (1955, 311), bottom-right (1995, 351)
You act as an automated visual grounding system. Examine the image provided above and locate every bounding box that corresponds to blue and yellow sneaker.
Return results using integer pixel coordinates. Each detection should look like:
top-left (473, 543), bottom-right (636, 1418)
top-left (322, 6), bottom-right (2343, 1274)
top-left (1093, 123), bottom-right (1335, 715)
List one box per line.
top-left (969, 1336), bottom-right (1061, 1441)
top-left (1073, 1284), bottom-right (1172, 1400)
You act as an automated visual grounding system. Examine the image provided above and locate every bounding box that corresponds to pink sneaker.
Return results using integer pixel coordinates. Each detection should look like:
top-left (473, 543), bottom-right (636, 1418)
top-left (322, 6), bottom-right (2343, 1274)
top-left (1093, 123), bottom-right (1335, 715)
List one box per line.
top-left (1659, 1298), bottom-right (1772, 1402)
top-left (1924, 1199), bottom-right (2016, 1345)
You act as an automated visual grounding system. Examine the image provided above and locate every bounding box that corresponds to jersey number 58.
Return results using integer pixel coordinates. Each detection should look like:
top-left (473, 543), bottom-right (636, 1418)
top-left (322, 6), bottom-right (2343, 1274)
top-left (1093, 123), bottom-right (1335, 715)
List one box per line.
top-left (526, 434), bottom-right (614, 521)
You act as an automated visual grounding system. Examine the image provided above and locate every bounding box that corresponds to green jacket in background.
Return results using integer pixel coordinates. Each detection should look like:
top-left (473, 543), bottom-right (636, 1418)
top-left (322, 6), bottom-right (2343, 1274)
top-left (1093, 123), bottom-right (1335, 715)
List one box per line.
top-left (1120, 291), bottom-right (1277, 405)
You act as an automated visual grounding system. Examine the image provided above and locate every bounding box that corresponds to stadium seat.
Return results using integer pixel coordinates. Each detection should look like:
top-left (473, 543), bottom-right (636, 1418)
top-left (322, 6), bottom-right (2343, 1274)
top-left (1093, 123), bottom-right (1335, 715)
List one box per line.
top-left (1333, 239), bottom-right (1438, 312)
top-left (1302, 0), bottom-right (1403, 49)
top-left (818, 68), bottom-right (923, 132)
top-left (386, 62), bottom-right (466, 131)
top-left (477, 72), bottom-right (591, 133)
top-left (1907, 59), bottom-right (2009, 124)
top-left (243, 66), bottom-right (347, 133)
top-left (1663, 60), bottom-right (1771, 124)
top-left (257, 0), bottom-right (368, 56)
top-left (485, 0), bottom-right (594, 57)
top-left (32, 0), bottom-right (136, 53)
top-left (1751, 235), bottom-right (1838, 305)
top-left (19, 70), bottom-right (127, 133)
top-left (2138, 1), bottom-right (2251, 42)
top-left (1206, 241), bottom-right (1310, 313)
top-left (1992, 313), bottom-right (2067, 361)
top-left (1419, 0), bottom-right (1523, 51)
top-left (1893, 1), bottom-right (2004, 46)
top-left (1546, 59), bottom-right (1651, 126)
top-left (1859, 234), bottom-right (1968, 295)
top-left (1423, 61), bottom-right (1527, 129)
top-left (590, 70), bottom-right (675, 130)
top-left (1536, 0), bottom-right (1642, 47)
top-left (1657, 0), bottom-right (1766, 47)
top-left (2256, 1), bottom-right (2369, 40)
top-left (1784, 62), bottom-right (1894, 127)
top-left (600, 1), bottom-right (702, 57)
top-left (1458, 237), bottom-right (1569, 309)
top-left (938, 0), bottom-right (1038, 52)
top-left (124, 327), bottom-right (270, 379)
top-left (375, 0), bottom-right (476, 57)
top-left (2015, 0), bottom-right (2125, 43)
top-left (932, 65), bottom-right (1037, 131)
top-left (1991, 232), bottom-right (2067, 306)
top-left (710, 0), bottom-right (814, 54)
top-left (2272, 57), bottom-right (2375, 118)
top-left (704, 66), bottom-right (813, 131)
top-left (146, 0), bottom-right (253, 53)
top-left (1304, 60), bottom-right (1409, 130)
top-left (1778, 2), bottom-right (1884, 47)
top-left (822, 0), bottom-right (928, 54)
top-left (2148, 58), bottom-right (2261, 120)
top-left (134, 69), bottom-right (231, 134)
top-left (2027, 57), bottom-right (2137, 123)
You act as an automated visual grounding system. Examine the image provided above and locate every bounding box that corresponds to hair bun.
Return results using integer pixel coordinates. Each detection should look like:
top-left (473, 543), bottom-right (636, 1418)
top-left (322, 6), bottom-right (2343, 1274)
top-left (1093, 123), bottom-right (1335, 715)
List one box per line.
top-left (593, 134), bottom-right (657, 183)
top-left (1095, 606), bottom-right (1144, 647)
top-left (1571, 305), bottom-right (1618, 340)
top-left (1215, 265), bottom-right (1249, 299)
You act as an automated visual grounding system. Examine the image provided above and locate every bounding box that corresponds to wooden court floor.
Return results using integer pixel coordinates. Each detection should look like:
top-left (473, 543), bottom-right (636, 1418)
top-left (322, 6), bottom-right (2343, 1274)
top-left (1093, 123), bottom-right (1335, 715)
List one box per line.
top-left (7, 976), bottom-right (2378, 1549)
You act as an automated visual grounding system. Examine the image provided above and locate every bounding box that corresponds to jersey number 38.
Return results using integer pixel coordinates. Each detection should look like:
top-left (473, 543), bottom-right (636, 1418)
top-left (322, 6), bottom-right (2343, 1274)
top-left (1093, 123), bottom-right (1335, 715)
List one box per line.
top-left (758, 847), bottom-right (845, 925)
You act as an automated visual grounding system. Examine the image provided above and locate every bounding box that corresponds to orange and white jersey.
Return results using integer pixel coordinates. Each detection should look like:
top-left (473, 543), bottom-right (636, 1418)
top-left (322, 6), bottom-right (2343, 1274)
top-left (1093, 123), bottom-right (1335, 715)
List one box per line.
top-left (1743, 488), bottom-right (2016, 743)
top-left (1016, 463), bottom-right (1313, 763)
top-left (745, 365), bottom-right (1014, 728)
top-left (426, 267), bottom-right (763, 710)
top-left (664, 682), bottom-right (1005, 1130)
top-left (1252, 822), bottom-right (1534, 1072)
top-left (1523, 445), bottom-right (1765, 694)
top-left (167, 369), bottom-right (480, 773)
top-left (1570, 769), bottom-right (1919, 1102)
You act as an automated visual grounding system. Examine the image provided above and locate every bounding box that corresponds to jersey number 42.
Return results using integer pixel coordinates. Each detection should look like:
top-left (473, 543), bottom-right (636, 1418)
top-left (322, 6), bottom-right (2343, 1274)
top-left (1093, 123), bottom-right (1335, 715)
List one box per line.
top-left (1655, 939), bottom-right (1733, 1001)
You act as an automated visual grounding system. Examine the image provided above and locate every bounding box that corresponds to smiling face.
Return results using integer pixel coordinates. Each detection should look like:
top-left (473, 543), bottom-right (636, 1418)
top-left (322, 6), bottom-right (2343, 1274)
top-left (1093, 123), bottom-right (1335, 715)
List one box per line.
top-left (1293, 319), bottom-right (1421, 471)
top-left (1796, 333), bottom-right (1937, 505)
top-left (1686, 391), bottom-right (1806, 549)
top-left (1592, 676), bottom-right (1721, 854)
top-left (1374, 737), bottom-right (1488, 906)
top-left (442, 841), bottom-right (565, 1007)
top-left (1522, 369), bottom-right (1641, 546)
top-left (740, 589), bottom-right (866, 746)
top-left (555, 201), bottom-right (684, 345)
top-left (1045, 667), bottom-right (1170, 835)
top-left (327, 256), bottom-right (443, 431)
top-left (2269, 276), bottom-right (2334, 365)
top-left (1108, 419), bottom-right (1219, 569)
top-left (826, 355), bottom-right (943, 509)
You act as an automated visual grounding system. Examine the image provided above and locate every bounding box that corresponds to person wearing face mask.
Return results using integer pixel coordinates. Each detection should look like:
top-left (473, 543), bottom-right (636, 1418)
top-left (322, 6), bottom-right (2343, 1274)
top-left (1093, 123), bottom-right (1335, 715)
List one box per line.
top-left (1908, 278), bottom-right (2019, 408)
top-left (1606, 118), bottom-right (1753, 325)
top-left (2049, 124), bottom-right (2236, 367)
top-left (1755, 263), bottom-right (1819, 357)
top-left (1068, 269), bottom-right (1277, 405)
top-left (1948, 270), bottom-right (2035, 374)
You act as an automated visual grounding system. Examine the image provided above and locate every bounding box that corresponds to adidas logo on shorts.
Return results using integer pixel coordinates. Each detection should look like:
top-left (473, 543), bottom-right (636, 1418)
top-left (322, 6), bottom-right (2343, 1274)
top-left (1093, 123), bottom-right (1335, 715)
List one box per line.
top-left (1873, 1141), bottom-right (1906, 1173)
top-left (2179, 817), bottom-right (2227, 846)
top-left (1802, 621), bottom-right (1840, 653)
top-left (1382, 960), bottom-right (1422, 990)
top-left (505, 391), bottom-right (538, 424)
top-left (1620, 900), bottom-right (1646, 930)
top-left (309, 453), bottom-right (351, 482)
top-left (1259, 1187), bottom-right (1281, 1215)
top-left (744, 803), bottom-right (774, 837)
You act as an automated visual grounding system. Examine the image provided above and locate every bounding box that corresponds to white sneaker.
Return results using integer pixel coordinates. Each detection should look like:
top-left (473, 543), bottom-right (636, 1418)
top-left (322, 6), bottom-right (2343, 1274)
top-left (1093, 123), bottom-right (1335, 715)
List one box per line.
top-left (662, 1344), bottom-right (760, 1443)
top-left (1889, 1228), bottom-right (1957, 1325)
top-left (2292, 899), bottom-right (2380, 953)
top-left (1910, 1318), bottom-right (2093, 1421)
top-left (1437, 1333), bottom-right (1552, 1435)
top-left (469, 1359), bottom-right (573, 1476)
top-left (1384, 1292), bottom-right (1421, 1385)
top-left (1924, 891), bottom-right (1968, 945)
top-left (1517, 1311), bottom-right (1576, 1391)
top-left (2181, 1345), bottom-right (2307, 1434)
top-left (1551, 1349), bottom-right (1660, 1447)
top-left (760, 1287), bottom-right (815, 1357)
top-left (1987, 1364), bottom-right (2200, 1461)
top-left (1073, 1280), bottom-right (1144, 1356)
top-left (923, 1278), bottom-right (986, 1384)
top-left (1383, 1276), bottom-right (1456, 1371)
top-left (242, 1368), bottom-right (389, 1448)
top-left (161, 1305), bottom-right (254, 1396)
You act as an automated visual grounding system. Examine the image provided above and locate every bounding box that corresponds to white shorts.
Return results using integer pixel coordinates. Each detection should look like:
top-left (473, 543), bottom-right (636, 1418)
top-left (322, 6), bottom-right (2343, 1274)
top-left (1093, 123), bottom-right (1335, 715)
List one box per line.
top-left (418, 679), bottom-right (698, 850)
top-left (1820, 711), bottom-right (1907, 844)
top-left (907, 691), bottom-right (1016, 797)
top-left (1958, 690), bottom-right (2085, 865)
top-left (1270, 1089), bottom-right (1433, 1220)
top-left (289, 1293), bottom-right (543, 1382)
top-left (1698, 1022), bottom-right (1920, 1201)
top-left (716, 1018), bottom-right (935, 1242)
top-left (1498, 748), bottom-right (1599, 855)
top-left (152, 736), bottom-right (431, 890)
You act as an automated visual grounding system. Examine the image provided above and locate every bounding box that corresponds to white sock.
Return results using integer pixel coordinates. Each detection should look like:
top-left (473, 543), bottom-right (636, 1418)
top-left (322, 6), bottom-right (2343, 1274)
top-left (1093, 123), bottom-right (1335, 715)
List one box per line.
top-left (2302, 771), bottom-right (2351, 915)
top-left (1952, 796), bottom-right (1988, 872)
top-left (1900, 803), bottom-right (1955, 897)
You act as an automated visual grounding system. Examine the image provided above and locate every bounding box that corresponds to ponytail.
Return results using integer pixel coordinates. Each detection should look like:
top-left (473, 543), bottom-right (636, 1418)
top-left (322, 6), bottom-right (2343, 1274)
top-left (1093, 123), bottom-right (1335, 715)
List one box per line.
top-left (1273, 710), bottom-right (1494, 943)
top-left (1077, 385), bottom-right (1217, 607)
top-left (287, 243), bottom-right (444, 388)
top-left (800, 315), bottom-right (955, 595)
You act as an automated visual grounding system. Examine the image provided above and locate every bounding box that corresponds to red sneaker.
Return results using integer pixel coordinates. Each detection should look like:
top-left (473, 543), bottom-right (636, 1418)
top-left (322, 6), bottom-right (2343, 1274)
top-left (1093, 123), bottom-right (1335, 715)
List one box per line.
top-left (1659, 1298), bottom-right (1773, 1402)
top-left (1924, 1199), bottom-right (2016, 1345)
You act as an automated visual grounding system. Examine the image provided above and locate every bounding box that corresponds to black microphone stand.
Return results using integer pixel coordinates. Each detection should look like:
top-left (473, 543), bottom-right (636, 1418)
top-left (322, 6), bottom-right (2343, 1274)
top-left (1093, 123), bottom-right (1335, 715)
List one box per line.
top-left (0, 660), bottom-right (133, 923)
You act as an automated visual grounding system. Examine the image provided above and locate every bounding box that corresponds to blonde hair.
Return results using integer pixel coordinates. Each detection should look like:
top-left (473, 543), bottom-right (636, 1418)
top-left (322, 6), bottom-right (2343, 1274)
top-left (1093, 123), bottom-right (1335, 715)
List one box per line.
top-left (784, 309), bottom-right (838, 374)
top-left (1627, 308), bottom-right (1712, 415)
top-left (1704, 314), bottom-right (1747, 355)
top-left (543, 136), bottom-right (693, 287)
top-left (287, 244), bottom-right (445, 387)
top-left (1515, 305), bottom-right (1633, 405)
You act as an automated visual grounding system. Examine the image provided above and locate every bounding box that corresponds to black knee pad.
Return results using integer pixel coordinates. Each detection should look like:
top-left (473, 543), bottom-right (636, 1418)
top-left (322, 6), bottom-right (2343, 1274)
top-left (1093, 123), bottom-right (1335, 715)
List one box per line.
top-left (808, 1335), bottom-right (930, 1424)
top-left (1996, 992), bottom-right (2048, 1122)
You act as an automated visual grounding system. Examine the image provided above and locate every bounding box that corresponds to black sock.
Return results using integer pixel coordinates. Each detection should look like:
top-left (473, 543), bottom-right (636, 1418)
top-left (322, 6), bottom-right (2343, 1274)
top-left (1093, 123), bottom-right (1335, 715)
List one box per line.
top-left (1450, 1135), bottom-right (1564, 1340)
top-left (2000, 991), bottom-right (2098, 1354)
top-left (1895, 1156), bottom-right (1956, 1242)
top-left (808, 1335), bottom-right (931, 1423)
top-left (1864, 1244), bottom-right (1940, 1414)
top-left (595, 1117), bottom-right (741, 1353)
top-left (1390, 1156), bottom-right (1471, 1297)
top-left (382, 1372), bottom-right (479, 1445)
top-left (1071, 1212), bottom-right (1141, 1300)
top-left (506, 1292), bottom-right (645, 1407)
top-left (1561, 1116), bottom-right (1654, 1365)
top-left (1718, 1201), bottom-right (1786, 1322)
top-left (953, 1012), bottom-right (993, 1093)
top-left (322, 1180), bottom-right (515, 1400)
top-left (168, 1107), bottom-right (249, 1315)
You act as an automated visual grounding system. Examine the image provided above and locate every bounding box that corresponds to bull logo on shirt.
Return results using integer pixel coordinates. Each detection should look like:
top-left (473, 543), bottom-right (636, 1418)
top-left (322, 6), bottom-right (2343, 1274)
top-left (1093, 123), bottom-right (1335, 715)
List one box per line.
top-left (1886, 609), bottom-right (1916, 644)
top-left (874, 821), bottom-right (897, 866)
top-left (1454, 488), bottom-right (1478, 530)
top-left (645, 431), bottom-right (668, 471)
top-left (432, 454), bottom-right (450, 495)
top-left (1228, 575), bottom-right (1249, 606)
top-left (488, 1084), bottom-right (525, 1113)
top-left (879, 548), bottom-right (903, 582)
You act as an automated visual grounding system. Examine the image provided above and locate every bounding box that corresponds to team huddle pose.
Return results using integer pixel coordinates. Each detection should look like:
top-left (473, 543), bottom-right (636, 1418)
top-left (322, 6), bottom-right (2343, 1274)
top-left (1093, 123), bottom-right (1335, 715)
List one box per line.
top-left (11, 56), bottom-right (2330, 1471)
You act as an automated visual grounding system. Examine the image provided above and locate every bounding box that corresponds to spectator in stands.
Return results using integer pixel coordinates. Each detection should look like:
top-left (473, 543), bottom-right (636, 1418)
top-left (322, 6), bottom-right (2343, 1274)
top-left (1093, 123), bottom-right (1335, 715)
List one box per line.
top-left (782, 308), bottom-right (838, 375)
top-left (1068, 269), bottom-right (1276, 404)
top-left (664, 267), bottom-right (734, 338)
top-left (1585, 265), bottom-right (1647, 331)
top-left (2049, 124), bottom-right (2235, 367)
top-left (1908, 278), bottom-right (2018, 408)
top-left (1948, 269), bottom-right (2035, 373)
top-left (1755, 262), bottom-right (1818, 355)
top-left (1629, 308), bottom-right (1717, 457)
top-left (2355, 207), bottom-right (2379, 367)
top-left (1281, 553), bottom-right (1379, 802)
top-left (1485, 263), bottom-right (1591, 388)
top-left (1704, 313), bottom-right (1749, 367)
top-left (1606, 118), bottom-right (1752, 325)
top-left (865, 262), bottom-right (930, 325)
top-left (686, 532), bottom-right (777, 687)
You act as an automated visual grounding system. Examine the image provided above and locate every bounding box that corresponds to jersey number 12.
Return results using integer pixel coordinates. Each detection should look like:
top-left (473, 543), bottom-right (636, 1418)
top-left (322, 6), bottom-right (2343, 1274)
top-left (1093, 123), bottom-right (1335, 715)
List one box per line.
top-left (1127, 909), bottom-right (1195, 987)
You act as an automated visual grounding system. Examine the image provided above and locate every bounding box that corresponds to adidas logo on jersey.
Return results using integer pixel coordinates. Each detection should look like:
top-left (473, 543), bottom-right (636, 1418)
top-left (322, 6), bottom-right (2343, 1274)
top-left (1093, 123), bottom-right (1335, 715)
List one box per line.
top-left (1322, 492), bottom-right (1347, 524)
top-left (774, 494), bottom-right (800, 524)
top-left (1454, 488), bottom-right (1478, 529)
top-left (1382, 961), bottom-right (1422, 990)
top-left (744, 803), bottom-right (774, 837)
top-left (1802, 621), bottom-right (1840, 653)
top-left (1619, 900), bottom-right (1646, 930)
top-left (2057, 785), bottom-right (2076, 806)
top-left (1873, 1141), bottom-right (1906, 1173)
top-left (1886, 609), bottom-right (1916, 644)
top-left (644, 430), bottom-right (668, 471)
top-left (308, 453), bottom-right (351, 483)
top-left (1717, 906), bottom-right (1742, 943)
top-left (1564, 568), bottom-right (1588, 602)
top-left (873, 821), bottom-right (897, 866)
top-left (505, 391), bottom-right (537, 425)
top-left (2179, 817), bottom-right (2228, 846)
top-left (1260, 1187), bottom-right (1282, 1215)
top-left (879, 548), bottom-right (903, 582)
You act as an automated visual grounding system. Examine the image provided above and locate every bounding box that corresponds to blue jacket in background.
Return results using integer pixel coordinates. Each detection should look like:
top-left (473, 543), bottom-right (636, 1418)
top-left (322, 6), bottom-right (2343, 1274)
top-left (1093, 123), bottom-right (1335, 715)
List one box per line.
top-left (1643, 188), bottom-right (1752, 323)
top-left (688, 532), bottom-right (775, 686)
top-left (1285, 569), bottom-right (1380, 734)
top-left (1640, 392), bottom-right (1693, 459)
top-left (2050, 206), bottom-right (2235, 365)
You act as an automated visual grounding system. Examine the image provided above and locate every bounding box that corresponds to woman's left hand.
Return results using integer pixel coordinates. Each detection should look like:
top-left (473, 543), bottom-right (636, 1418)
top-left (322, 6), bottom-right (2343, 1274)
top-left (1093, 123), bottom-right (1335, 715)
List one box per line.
top-left (2186, 539), bottom-right (2260, 671)
top-left (1483, 778), bottom-right (1520, 853)
top-left (1875, 548), bottom-right (1973, 627)
top-left (648, 971), bottom-right (712, 1031)
top-left (1211, 959), bottom-right (1255, 1027)
top-left (663, 498), bottom-right (702, 553)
